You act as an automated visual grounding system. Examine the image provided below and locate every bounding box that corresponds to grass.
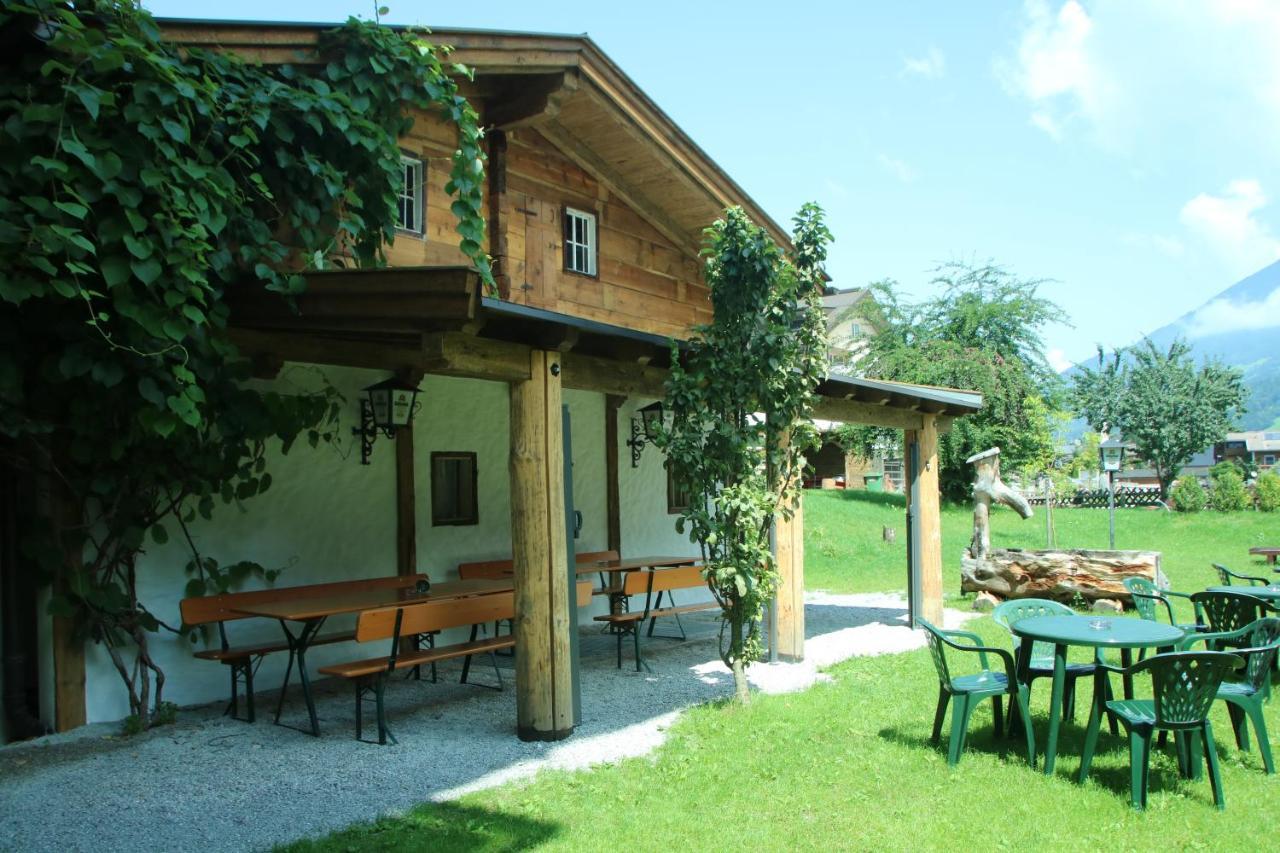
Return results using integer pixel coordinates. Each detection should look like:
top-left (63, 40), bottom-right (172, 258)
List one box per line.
top-left (287, 495), bottom-right (1280, 852)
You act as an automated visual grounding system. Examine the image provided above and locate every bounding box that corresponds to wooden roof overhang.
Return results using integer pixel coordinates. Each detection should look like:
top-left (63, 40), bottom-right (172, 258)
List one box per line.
top-left (157, 19), bottom-right (789, 257)
top-left (227, 267), bottom-right (981, 431)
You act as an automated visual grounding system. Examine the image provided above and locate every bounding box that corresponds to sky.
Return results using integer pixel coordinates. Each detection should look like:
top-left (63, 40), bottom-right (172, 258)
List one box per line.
top-left (146, 0), bottom-right (1280, 370)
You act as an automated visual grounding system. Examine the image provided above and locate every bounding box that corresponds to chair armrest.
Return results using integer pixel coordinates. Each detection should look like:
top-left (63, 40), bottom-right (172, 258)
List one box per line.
top-left (936, 629), bottom-right (999, 672)
top-left (1163, 590), bottom-right (1196, 601)
top-left (1179, 627), bottom-right (1245, 651)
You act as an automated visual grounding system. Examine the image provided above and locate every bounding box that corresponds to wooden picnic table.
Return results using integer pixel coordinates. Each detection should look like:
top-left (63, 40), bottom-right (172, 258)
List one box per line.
top-left (578, 555), bottom-right (700, 614)
top-left (233, 577), bottom-right (511, 736)
top-left (1248, 546), bottom-right (1280, 567)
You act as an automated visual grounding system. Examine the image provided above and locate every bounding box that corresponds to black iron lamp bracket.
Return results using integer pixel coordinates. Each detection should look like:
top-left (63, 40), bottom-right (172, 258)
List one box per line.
top-left (353, 399), bottom-right (397, 466)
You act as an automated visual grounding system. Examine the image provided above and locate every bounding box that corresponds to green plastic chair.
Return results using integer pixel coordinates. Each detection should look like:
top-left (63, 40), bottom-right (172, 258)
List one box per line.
top-left (1191, 591), bottom-right (1275, 649)
top-left (1078, 651), bottom-right (1242, 810)
top-left (1180, 617), bottom-right (1280, 774)
top-left (1122, 577), bottom-right (1203, 633)
top-left (918, 618), bottom-right (1035, 767)
top-left (1214, 562), bottom-right (1269, 588)
top-left (991, 598), bottom-right (1101, 723)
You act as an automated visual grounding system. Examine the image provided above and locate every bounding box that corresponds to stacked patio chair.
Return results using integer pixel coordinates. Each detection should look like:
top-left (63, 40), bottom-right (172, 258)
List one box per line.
top-left (1213, 562), bottom-right (1270, 588)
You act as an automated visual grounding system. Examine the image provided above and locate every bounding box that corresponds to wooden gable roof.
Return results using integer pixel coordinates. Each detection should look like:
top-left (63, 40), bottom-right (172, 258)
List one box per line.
top-left (157, 19), bottom-right (790, 256)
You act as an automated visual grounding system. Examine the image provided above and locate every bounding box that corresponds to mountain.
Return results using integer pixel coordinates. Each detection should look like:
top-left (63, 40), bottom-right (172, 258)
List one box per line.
top-left (1068, 259), bottom-right (1280, 431)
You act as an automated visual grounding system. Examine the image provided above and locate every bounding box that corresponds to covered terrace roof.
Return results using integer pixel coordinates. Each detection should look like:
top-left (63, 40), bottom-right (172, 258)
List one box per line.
top-left (228, 266), bottom-right (981, 431)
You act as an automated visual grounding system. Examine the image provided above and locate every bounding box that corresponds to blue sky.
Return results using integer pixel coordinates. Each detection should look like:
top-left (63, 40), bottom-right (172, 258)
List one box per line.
top-left (147, 1), bottom-right (1280, 369)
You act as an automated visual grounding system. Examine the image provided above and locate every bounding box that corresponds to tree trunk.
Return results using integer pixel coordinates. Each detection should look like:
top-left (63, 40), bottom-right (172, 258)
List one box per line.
top-left (732, 658), bottom-right (750, 704)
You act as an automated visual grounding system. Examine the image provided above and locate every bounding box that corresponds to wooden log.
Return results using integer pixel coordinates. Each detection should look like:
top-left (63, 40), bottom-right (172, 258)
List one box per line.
top-left (960, 549), bottom-right (1165, 604)
top-left (509, 349), bottom-right (574, 741)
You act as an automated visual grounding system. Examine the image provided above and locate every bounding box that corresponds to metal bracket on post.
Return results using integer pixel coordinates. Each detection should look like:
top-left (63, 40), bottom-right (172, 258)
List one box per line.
top-left (352, 399), bottom-right (397, 466)
top-left (626, 416), bottom-right (646, 468)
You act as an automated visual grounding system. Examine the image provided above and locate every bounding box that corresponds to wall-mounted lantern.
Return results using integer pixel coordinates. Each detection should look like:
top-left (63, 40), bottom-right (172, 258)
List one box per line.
top-left (354, 377), bottom-right (421, 465)
top-left (627, 401), bottom-right (664, 468)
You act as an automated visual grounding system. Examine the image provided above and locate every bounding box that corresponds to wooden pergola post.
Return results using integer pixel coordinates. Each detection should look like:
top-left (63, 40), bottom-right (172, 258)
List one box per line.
top-left (509, 350), bottom-right (575, 741)
top-left (909, 415), bottom-right (944, 624)
top-left (773, 489), bottom-right (805, 662)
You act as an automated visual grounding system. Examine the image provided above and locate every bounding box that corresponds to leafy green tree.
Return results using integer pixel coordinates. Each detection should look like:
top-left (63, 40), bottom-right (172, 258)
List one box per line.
top-left (660, 204), bottom-right (830, 703)
top-left (1255, 471), bottom-right (1280, 512)
top-left (1072, 339), bottom-right (1247, 499)
top-left (0, 2), bottom-right (490, 726)
top-left (847, 262), bottom-right (1066, 500)
top-left (1169, 475), bottom-right (1207, 512)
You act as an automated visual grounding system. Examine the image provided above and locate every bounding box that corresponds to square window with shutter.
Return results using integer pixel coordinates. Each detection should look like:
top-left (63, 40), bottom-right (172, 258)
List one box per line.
top-left (563, 206), bottom-right (597, 276)
top-left (667, 465), bottom-right (692, 514)
top-left (431, 452), bottom-right (478, 526)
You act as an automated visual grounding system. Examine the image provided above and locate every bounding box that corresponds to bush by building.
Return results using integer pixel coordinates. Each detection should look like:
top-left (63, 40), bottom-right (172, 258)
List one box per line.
top-left (1169, 475), bottom-right (1207, 512)
top-left (1256, 471), bottom-right (1280, 512)
top-left (1209, 465), bottom-right (1250, 512)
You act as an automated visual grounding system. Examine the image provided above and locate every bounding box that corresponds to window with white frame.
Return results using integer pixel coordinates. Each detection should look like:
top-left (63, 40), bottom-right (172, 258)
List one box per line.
top-left (396, 155), bottom-right (425, 235)
top-left (563, 206), bottom-right (597, 276)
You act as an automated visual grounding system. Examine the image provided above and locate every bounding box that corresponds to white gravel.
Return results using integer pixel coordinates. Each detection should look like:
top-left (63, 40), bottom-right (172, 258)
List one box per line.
top-left (0, 593), bottom-right (971, 852)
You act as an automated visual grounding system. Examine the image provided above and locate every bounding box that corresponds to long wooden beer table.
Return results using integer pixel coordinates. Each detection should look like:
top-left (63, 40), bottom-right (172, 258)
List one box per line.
top-left (577, 556), bottom-right (700, 613)
top-left (233, 578), bottom-right (511, 736)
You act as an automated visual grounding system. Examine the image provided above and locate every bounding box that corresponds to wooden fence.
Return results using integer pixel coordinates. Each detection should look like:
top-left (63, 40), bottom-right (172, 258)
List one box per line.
top-left (1026, 486), bottom-right (1165, 509)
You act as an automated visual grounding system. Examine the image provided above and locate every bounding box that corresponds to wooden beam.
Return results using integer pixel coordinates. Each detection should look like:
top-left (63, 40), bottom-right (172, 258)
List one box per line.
top-left (604, 395), bottom-right (624, 554)
top-left (917, 414), bottom-right (944, 624)
top-left (773, 432), bottom-right (805, 662)
top-left (422, 333), bottom-right (532, 382)
top-left (52, 489), bottom-right (84, 732)
top-left (509, 350), bottom-right (574, 741)
top-left (228, 329), bottom-right (424, 372)
top-left (537, 123), bottom-right (699, 257)
top-left (811, 396), bottom-right (925, 431)
top-left (560, 352), bottom-right (666, 398)
top-left (488, 71), bottom-right (580, 129)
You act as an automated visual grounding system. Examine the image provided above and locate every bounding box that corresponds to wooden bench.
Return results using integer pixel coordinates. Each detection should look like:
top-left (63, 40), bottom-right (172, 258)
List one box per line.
top-left (179, 573), bottom-right (429, 723)
top-left (319, 580), bottom-right (593, 744)
top-left (593, 565), bottom-right (716, 671)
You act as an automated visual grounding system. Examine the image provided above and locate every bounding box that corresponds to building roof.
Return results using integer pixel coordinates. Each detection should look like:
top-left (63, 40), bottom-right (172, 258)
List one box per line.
top-left (821, 289), bottom-right (869, 312)
top-left (1224, 431), bottom-right (1280, 452)
top-left (156, 18), bottom-right (790, 255)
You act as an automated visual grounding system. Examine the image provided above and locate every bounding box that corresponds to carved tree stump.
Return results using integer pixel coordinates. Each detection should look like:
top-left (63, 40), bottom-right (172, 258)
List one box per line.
top-left (966, 447), bottom-right (1032, 560)
top-left (960, 548), bottom-right (1165, 604)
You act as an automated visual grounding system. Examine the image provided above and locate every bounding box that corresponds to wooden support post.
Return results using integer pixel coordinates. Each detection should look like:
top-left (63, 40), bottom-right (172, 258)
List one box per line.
top-left (917, 415), bottom-right (944, 624)
top-left (773, 486), bottom-right (805, 662)
top-left (509, 350), bottom-right (574, 741)
top-left (51, 610), bottom-right (85, 732)
top-left (604, 394), bottom-right (623, 554)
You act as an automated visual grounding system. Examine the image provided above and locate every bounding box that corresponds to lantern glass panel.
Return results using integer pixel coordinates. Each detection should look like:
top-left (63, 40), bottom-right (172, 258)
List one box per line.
top-left (640, 403), bottom-right (664, 442)
top-left (368, 385), bottom-right (392, 429)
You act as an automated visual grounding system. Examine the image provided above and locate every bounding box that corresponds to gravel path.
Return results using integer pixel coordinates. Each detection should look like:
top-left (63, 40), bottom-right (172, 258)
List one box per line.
top-left (0, 593), bottom-right (970, 852)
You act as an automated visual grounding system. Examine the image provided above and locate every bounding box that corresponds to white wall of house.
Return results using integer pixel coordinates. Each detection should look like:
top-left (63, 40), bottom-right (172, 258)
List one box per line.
top-left (74, 365), bottom-right (697, 725)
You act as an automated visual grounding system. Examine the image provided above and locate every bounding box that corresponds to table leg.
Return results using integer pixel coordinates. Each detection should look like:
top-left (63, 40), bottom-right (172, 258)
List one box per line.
top-left (1120, 648), bottom-right (1134, 701)
top-left (278, 617), bottom-right (325, 737)
top-left (1043, 643), bottom-right (1067, 776)
top-left (1007, 639), bottom-right (1032, 740)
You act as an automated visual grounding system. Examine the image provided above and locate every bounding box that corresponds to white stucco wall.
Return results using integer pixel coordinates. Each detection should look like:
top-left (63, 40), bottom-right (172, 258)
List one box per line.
top-left (76, 370), bottom-right (697, 724)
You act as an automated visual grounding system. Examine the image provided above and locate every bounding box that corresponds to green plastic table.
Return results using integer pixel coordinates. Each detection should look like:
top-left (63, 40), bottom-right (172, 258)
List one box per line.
top-left (1010, 614), bottom-right (1184, 775)
top-left (1205, 584), bottom-right (1280, 601)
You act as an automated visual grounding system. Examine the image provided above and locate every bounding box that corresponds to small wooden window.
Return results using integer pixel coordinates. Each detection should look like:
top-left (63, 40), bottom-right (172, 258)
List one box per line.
top-left (563, 206), bottom-right (597, 276)
top-left (431, 452), bottom-right (478, 526)
top-left (397, 155), bottom-right (425, 235)
top-left (667, 466), bottom-right (692, 514)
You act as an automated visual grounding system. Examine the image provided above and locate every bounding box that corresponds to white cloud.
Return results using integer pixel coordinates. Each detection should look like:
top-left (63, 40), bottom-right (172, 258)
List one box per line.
top-left (1186, 285), bottom-right (1280, 338)
top-left (999, 1), bottom-right (1280, 150)
top-left (877, 154), bottom-right (919, 183)
top-left (1120, 232), bottom-right (1185, 259)
top-left (902, 47), bottom-right (945, 79)
top-left (1047, 347), bottom-right (1075, 373)
top-left (1180, 179), bottom-right (1280, 275)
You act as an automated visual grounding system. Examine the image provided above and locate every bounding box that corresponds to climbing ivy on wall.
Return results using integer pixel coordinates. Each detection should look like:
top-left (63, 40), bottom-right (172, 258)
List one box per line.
top-left (0, 0), bottom-right (491, 728)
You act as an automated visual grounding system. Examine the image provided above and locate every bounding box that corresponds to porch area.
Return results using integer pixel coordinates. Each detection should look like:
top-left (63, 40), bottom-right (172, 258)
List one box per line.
top-left (0, 594), bottom-right (970, 852)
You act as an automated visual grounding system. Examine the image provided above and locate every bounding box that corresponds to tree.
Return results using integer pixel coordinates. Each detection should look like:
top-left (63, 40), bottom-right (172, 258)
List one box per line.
top-left (659, 204), bottom-right (830, 703)
top-left (1072, 339), bottom-right (1247, 499)
top-left (847, 262), bottom-right (1066, 501)
top-left (0, 2), bottom-right (490, 727)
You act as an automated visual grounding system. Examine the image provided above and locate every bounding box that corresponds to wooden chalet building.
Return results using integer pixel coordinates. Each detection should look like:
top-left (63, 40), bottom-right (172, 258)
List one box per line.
top-left (10, 20), bottom-right (981, 743)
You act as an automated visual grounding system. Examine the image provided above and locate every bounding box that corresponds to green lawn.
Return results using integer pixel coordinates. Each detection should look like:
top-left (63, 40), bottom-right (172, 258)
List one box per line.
top-left (289, 494), bottom-right (1280, 851)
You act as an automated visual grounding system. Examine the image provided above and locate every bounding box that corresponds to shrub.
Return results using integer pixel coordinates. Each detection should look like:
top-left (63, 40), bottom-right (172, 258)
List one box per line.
top-left (1169, 475), bottom-right (1207, 512)
top-left (1210, 467), bottom-right (1250, 512)
top-left (1256, 471), bottom-right (1280, 512)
